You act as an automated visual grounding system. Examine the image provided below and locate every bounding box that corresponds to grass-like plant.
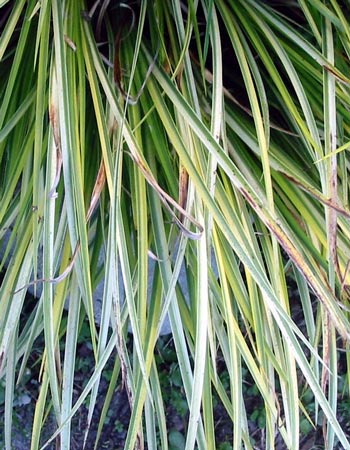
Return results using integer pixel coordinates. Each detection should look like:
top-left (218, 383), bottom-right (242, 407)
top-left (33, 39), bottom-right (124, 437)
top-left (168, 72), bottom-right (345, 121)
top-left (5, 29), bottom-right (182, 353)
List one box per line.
top-left (1, 1), bottom-right (350, 449)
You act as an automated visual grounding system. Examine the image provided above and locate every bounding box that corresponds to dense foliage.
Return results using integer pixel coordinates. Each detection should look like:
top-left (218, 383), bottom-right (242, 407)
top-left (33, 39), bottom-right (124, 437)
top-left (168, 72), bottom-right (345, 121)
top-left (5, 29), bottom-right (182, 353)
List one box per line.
top-left (1, 1), bottom-right (350, 449)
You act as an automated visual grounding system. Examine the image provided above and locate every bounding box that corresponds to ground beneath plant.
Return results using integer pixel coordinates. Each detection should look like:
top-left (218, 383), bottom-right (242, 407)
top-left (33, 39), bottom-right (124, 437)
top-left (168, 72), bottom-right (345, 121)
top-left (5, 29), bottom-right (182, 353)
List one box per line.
top-left (1, 336), bottom-right (350, 450)
top-left (1, 296), bottom-right (350, 449)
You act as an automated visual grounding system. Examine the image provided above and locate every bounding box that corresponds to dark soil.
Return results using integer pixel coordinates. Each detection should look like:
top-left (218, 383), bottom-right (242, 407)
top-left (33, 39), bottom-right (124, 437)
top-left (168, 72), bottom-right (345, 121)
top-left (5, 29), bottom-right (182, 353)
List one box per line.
top-left (1, 333), bottom-right (350, 450)
top-left (1, 296), bottom-right (350, 450)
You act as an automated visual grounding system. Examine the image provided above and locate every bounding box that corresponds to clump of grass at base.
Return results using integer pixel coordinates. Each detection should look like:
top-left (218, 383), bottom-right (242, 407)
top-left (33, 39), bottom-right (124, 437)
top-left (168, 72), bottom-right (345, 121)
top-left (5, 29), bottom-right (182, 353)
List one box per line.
top-left (1, 1), bottom-right (350, 450)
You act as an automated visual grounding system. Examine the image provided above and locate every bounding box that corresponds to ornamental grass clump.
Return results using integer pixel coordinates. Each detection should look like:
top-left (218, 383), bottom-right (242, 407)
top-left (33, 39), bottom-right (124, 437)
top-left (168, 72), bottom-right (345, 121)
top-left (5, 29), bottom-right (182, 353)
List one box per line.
top-left (0, 1), bottom-right (350, 449)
